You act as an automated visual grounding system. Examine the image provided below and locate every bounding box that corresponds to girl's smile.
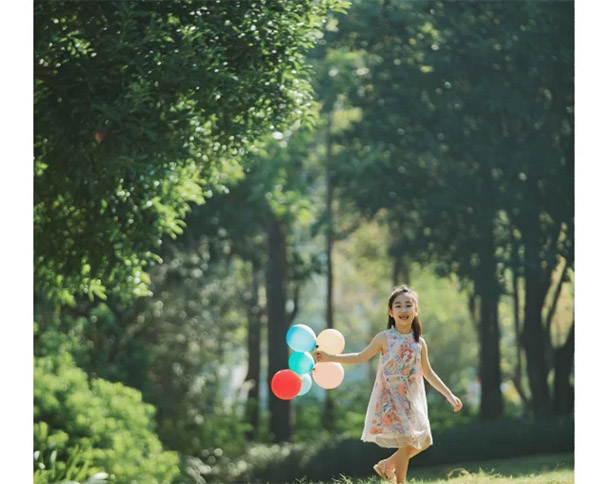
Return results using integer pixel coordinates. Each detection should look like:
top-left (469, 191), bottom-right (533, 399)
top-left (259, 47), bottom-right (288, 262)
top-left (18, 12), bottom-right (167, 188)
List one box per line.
top-left (389, 293), bottom-right (418, 331)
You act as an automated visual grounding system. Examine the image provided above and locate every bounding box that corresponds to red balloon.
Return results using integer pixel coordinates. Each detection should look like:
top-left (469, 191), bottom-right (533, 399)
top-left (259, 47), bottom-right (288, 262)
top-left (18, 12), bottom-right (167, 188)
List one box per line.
top-left (271, 369), bottom-right (302, 400)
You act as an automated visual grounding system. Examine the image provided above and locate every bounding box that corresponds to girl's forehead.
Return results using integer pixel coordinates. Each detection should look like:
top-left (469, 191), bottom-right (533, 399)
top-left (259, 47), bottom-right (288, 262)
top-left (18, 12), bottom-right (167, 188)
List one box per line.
top-left (393, 293), bottom-right (416, 304)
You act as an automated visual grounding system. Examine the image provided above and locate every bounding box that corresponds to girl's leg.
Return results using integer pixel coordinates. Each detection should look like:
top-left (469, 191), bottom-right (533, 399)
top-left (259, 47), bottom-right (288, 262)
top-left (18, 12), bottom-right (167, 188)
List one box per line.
top-left (407, 442), bottom-right (430, 459)
top-left (393, 446), bottom-right (412, 484)
top-left (381, 443), bottom-right (430, 476)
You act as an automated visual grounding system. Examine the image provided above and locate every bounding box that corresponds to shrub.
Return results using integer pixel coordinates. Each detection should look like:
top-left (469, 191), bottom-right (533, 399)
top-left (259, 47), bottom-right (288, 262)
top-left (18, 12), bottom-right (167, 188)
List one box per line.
top-left (34, 352), bottom-right (180, 484)
top-left (414, 415), bottom-right (574, 467)
top-left (34, 422), bottom-right (111, 484)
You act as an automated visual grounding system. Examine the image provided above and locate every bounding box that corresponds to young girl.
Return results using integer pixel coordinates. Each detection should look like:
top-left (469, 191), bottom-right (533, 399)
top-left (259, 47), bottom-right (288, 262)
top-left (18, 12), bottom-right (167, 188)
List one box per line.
top-left (315, 285), bottom-right (463, 484)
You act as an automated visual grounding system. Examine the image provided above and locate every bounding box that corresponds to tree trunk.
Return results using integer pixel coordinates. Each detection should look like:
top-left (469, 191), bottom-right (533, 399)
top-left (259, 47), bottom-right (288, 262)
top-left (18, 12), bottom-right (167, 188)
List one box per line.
top-left (543, 260), bottom-right (569, 370)
top-left (391, 252), bottom-right (411, 286)
top-left (402, 256), bottom-right (411, 286)
top-left (522, 224), bottom-right (553, 418)
top-left (392, 254), bottom-right (400, 287)
top-left (476, 265), bottom-right (504, 420)
top-left (511, 264), bottom-right (531, 411)
top-left (323, 134), bottom-right (336, 432)
top-left (472, 200), bottom-right (503, 419)
top-left (266, 217), bottom-right (291, 442)
top-left (288, 285), bottom-right (300, 324)
top-left (468, 291), bottom-right (480, 333)
top-left (245, 259), bottom-right (262, 440)
top-left (552, 320), bottom-right (574, 415)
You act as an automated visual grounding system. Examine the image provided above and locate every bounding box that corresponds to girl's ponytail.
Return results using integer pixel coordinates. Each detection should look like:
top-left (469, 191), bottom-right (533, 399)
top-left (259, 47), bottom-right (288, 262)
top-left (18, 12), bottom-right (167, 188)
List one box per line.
top-left (412, 314), bottom-right (422, 343)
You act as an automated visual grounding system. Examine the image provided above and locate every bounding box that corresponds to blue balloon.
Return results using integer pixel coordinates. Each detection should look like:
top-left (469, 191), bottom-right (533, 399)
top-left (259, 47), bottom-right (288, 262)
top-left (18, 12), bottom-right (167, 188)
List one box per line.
top-left (289, 352), bottom-right (315, 375)
top-left (286, 324), bottom-right (316, 352)
top-left (298, 374), bottom-right (312, 396)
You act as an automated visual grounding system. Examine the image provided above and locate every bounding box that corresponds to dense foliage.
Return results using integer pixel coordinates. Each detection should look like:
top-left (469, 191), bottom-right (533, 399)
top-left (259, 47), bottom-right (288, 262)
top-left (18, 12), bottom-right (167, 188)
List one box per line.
top-left (34, 336), bottom-right (180, 483)
top-left (317, 0), bottom-right (573, 419)
top-left (34, 0), bottom-right (348, 304)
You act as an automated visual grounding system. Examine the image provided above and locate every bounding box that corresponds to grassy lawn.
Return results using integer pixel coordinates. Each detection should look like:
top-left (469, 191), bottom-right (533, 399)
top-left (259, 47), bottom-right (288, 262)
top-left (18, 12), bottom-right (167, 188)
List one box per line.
top-left (292, 453), bottom-right (573, 484)
top-left (406, 452), bottom-right (573, 483)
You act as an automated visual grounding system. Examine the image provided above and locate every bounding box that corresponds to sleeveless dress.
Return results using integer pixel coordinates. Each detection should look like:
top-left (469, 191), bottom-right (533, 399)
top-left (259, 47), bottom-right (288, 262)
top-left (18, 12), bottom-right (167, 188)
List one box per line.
top-left (361, 327), bottom-right (433, 449)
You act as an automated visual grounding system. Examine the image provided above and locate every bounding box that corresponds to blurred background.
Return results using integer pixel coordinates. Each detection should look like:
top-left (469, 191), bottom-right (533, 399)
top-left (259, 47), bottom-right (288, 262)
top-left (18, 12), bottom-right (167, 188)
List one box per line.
top-left (33, 1), bottom-right (573, 483)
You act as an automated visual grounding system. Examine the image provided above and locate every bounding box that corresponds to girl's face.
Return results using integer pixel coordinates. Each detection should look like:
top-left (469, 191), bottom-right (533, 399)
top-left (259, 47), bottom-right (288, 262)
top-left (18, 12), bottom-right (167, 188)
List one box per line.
top-left (389, 293), bottom-right (418, 324)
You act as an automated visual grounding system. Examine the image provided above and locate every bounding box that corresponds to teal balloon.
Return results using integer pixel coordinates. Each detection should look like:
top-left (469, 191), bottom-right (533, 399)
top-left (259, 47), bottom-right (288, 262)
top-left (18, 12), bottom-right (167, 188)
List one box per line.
top-left (286, 324), bottom-right (316, 352)
top-left (289, 352), bottom-right (315, 375)
top-left (298, 374), bottom-right (312, 396)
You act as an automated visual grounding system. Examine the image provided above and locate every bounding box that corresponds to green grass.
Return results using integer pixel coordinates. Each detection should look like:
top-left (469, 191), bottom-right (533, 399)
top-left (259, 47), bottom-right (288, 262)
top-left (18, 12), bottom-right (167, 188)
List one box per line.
top-left (290, 453), bottom-right (573, 484)
top-left (408, 452), bottom-right (573, 483)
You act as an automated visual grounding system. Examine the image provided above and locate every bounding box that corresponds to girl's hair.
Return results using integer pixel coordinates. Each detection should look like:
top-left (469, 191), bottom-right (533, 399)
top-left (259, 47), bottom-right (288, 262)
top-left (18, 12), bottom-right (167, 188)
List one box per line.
top-left (386, 285), bottom-right (422, 343)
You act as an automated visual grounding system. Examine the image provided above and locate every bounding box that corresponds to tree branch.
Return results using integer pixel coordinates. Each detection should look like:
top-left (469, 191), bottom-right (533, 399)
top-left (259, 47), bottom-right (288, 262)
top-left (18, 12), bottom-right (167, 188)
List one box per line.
top-left (288, 284), bottom-right (300, 324)
top-left (544, 258), bottom-right (570, 341)
top-left (467, 291), bottom-right (480, 333)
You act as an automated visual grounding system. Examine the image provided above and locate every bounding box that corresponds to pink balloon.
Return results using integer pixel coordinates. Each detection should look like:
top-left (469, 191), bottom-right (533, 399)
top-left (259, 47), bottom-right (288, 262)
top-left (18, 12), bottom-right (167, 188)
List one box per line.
top-left (317, 329), bottom-right (345, 354)
top-left (312, 362), bottom-right (344, 389)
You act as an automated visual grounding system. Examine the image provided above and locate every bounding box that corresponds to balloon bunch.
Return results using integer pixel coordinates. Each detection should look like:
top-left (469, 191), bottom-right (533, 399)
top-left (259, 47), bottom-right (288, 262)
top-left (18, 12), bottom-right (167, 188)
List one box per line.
top-left (270, 324), bottom-right (346, 400)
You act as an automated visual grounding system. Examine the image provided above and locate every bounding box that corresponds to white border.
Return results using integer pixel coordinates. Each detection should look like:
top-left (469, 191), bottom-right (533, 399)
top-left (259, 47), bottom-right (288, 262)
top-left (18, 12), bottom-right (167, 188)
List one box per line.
top-left (575, 0), bottom-right (607, 482)
top-left (0, 1), bottom-right (33, 481)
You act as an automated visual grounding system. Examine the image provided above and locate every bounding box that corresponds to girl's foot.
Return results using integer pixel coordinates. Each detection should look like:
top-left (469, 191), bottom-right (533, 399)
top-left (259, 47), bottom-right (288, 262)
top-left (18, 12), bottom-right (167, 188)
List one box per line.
top-left (373, 459), bottom-right (396, 483)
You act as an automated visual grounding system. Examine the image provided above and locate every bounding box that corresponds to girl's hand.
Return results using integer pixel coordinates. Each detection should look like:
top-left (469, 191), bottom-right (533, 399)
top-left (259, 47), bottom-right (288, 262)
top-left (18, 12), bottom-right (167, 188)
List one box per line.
top-left (447, 394), bottom-right (463, 412)
top-left (314, 349), bottom-right (331, 363)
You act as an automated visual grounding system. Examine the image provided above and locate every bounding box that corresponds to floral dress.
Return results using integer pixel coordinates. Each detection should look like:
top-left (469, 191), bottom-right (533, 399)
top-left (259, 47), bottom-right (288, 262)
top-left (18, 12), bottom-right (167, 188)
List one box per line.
top-left (361, 327), bottom-right (433, 449)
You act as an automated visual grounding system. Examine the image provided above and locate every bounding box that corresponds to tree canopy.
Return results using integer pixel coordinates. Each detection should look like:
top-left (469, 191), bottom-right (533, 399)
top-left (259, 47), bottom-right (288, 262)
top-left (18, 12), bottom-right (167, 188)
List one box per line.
top-left (34, 0), bottom-right (349, 305)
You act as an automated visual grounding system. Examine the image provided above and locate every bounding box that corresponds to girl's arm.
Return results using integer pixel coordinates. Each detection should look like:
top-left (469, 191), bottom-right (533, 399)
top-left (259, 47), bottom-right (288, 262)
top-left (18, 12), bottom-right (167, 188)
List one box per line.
top-left (314, 333), bottom-right (384, 365)
top-left (420, 337), bottom-right (463, 412)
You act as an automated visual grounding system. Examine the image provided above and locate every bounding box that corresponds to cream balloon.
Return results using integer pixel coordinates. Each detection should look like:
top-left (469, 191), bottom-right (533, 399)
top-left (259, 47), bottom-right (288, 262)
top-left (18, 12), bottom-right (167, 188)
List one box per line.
top-left (312, 362), bottom-right (344, 389)
top-left (316, 329), bottom-right (345, 354)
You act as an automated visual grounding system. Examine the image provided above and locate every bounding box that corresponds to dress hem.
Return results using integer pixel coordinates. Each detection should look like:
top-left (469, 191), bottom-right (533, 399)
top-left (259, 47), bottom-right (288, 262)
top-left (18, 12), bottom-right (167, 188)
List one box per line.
top-left (360, 433), bottom-right (433, 449)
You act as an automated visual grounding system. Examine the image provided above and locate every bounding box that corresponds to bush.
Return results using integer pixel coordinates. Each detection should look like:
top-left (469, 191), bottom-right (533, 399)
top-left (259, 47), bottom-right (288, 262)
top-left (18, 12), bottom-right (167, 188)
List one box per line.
top-left (183, 441), bottom-right (323, 484)
top-left (34, 422), bottom-right (111, 484)
top-left (224, 416), bottom-right (573, 483)
top-left (414, 415), bottom-right (574, 467)
top-left (34, 352), bottom-right (180, 484)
